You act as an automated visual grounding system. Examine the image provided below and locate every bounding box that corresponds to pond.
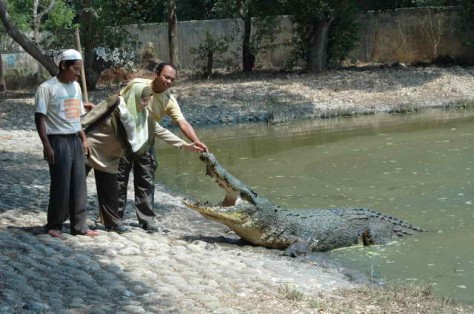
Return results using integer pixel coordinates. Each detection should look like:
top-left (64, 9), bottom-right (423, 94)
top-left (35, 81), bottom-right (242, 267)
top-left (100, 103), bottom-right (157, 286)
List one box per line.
top-left (154, 109), bottom-right (474, 304)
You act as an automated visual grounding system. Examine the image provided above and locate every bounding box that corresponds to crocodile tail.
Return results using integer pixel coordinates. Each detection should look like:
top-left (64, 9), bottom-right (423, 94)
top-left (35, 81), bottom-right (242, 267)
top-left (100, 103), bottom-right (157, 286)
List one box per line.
top-left (336, 208), bottom-right (425, 235)
top-left (364, 208), bottom-right (425, 235)
top-left (392, 224), bottom-right (424, 236)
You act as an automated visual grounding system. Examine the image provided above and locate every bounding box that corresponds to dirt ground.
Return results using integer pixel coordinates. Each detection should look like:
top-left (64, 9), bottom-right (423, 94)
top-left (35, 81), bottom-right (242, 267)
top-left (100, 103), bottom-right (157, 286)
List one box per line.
top-left (139, 65), bottom-right (474, 118)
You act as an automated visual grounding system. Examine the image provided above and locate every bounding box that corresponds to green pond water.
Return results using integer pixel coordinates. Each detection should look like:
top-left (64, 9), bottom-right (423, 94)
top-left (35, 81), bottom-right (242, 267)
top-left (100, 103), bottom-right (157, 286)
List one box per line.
top-left (154, 109), bottom-right (474, 303)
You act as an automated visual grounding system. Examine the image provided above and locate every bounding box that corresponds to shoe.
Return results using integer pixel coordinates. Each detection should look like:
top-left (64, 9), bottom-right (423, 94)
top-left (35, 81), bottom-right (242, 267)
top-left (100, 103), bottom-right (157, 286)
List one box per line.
top-left (142, 223), bottom-right (159, 234)
top-left (106, 225), bottom-right (131, 234)
top-left (47, 229), bottom-right (62, 238)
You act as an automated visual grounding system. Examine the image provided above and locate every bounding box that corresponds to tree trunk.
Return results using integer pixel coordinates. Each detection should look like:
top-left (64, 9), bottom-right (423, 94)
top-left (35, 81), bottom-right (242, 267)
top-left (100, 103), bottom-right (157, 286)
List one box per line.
top-left (238, 0), bottom-right (253, 72)
top-left (83, 40), bottom-right (98, 90)
top-left (308, 16), bottom-right (334, 73)
top-left (205, 50), bottom-right (213, 78)
top-left (168, 0), bottom-right (179, 66)
top-left (0, 54), bottom-right (6, 92)
top-left (242, 11), bottom-right (253, 72)
top-left (0, 0), bottom-right (57, 76)
top-left (79, 0), bottom-right (99, 90)
top-left (32, 0), bottom-right (55, 44)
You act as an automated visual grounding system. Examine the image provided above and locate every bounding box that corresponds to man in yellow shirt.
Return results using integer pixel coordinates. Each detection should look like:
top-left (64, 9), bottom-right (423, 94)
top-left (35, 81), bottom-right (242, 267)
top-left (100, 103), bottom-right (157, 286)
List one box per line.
top-left (117, 62), bottom-right (207, 233)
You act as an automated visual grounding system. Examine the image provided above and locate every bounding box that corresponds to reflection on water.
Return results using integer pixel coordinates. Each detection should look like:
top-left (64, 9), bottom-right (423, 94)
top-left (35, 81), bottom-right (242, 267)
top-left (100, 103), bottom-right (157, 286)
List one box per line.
top-left (155, 110), bottom-right (474, 303)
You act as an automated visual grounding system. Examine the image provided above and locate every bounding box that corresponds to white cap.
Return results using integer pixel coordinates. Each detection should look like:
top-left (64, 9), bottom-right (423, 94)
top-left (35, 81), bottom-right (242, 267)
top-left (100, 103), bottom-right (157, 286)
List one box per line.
top-left (59, 49), bottom-right (82, 62)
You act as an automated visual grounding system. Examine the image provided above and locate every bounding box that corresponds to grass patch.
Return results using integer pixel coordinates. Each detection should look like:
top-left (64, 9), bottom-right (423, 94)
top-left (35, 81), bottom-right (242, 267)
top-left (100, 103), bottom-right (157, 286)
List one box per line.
top-left (265, 95), bottom-right (295, 125)
top-left (277, 281), bottom-right (473, 313)
top-left (279, 285), bottom-right (305, 301)
top-left (308, 283), bottom-right (472, 313)
top-left (444, 99), bottom-right (474, 110)
top-left (388, 103), bottom-right (418, 114)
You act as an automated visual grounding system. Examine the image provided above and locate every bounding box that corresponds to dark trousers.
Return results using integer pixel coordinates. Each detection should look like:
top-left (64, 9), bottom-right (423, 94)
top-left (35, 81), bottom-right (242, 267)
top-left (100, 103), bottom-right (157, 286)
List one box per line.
top-left (46, 134), bottom-right (88, 235)
top-left (86, 166), bottom-right (123, 229)
top-left (117, 149), bottom-right (157, 226)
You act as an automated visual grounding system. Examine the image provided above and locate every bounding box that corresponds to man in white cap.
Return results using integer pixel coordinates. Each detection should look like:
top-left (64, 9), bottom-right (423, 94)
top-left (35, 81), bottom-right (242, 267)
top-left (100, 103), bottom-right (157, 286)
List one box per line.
top-left (34, 48), bottom-right (99, 237)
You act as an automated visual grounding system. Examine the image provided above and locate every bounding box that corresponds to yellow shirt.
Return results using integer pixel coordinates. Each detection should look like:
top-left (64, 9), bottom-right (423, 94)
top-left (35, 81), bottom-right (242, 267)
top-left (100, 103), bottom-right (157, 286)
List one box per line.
top-left (120, 78), bottom-right (184, 123)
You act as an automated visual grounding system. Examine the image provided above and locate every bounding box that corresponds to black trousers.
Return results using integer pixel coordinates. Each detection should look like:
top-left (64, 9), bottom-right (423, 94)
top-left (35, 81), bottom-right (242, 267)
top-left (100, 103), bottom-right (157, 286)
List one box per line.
top-left (116, 148), bottom-right (157, 226)
top-left (86, 166), bottom-right (124, 229)
top-left (46, 134), bottom-right (88, 235)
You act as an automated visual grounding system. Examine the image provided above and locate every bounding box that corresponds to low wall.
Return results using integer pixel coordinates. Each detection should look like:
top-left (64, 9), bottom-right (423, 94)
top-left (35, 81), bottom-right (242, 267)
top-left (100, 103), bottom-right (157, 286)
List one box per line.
top-left (127, 7), bottom-right (474, 67)
top-left (125, 17), bottom-right (295, 69)
top-left (351, 7), bottom-right (474, 63)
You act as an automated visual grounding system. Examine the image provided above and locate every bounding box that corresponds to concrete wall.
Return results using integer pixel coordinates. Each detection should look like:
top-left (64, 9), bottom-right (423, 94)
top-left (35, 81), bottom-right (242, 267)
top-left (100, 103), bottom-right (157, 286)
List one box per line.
top-left (2, 52), bottom-right (39, 73)
top-left (125, 16), bottom-right (295, 69)
top-left (3, 7), bottom-right (473, 75)
top-left (128, 7), bottom-right (474, 68)
top-left (351, 7), bottom-right (474, 64)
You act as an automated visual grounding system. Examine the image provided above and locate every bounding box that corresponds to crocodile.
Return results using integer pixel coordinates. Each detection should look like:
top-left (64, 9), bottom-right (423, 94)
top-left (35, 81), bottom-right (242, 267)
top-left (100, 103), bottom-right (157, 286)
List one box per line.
top-left (184, 152), bottom-right (424, 256)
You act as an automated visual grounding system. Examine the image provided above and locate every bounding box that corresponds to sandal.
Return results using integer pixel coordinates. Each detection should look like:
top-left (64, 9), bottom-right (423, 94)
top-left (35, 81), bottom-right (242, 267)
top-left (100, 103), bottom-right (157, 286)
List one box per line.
top-left (47, 229), bottom-right (62, 238)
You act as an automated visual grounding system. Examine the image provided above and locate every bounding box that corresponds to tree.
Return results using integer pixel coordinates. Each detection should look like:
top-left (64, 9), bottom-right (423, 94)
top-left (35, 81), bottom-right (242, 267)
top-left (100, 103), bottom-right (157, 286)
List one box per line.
top-left (420, 7), bottom-right (449, 61)
top-left (357, 0), bottom-right (461, 11)
top-left (32, 0), bottom-right (55, 43)
top-left (116, 0), bottom-right (166, 23)
top-left (47, 0), bottom-right (144, 89)
top-left (168, 0), bottom-right (179, 65)
top-left (0, 0), bottom-right (57, 76)
top-left (237, 0), bottom-right (253, 71)
top-left (1, 0), bottom-right (148, 90)
top-left (357, 0), bottom-right (412, 11)
top-left (190, 30), bottom-right (230, 77)
top-left (177, 0), bottom-right (217, 20)
top-left (284, 0), bottom-right (361, 73)
top-left (213, 0), bottom-right (283, 72)
top-left (458, 0), bottom-right (474, 46)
